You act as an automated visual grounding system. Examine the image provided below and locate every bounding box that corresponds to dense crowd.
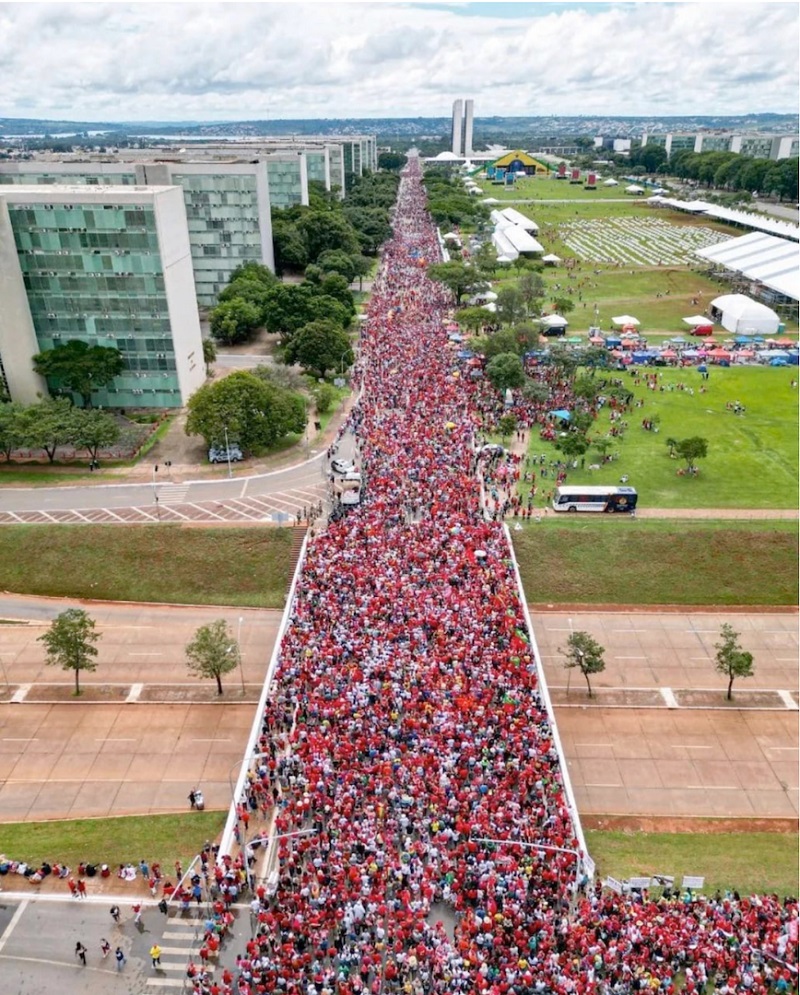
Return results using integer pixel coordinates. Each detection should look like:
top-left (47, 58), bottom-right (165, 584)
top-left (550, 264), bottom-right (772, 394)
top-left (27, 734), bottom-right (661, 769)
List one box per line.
top-left (218, 158), bottom-right (797, 995)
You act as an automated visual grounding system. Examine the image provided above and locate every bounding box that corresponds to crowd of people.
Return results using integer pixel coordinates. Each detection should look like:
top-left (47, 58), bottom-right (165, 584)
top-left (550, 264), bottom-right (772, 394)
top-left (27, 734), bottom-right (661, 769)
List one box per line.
top-left (217, 157), bottom-right (797, 995)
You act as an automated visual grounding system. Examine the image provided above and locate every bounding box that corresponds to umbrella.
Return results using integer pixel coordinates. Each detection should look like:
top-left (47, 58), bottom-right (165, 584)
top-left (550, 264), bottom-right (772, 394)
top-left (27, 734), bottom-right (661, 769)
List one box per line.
top-left (612, 314), bottom-right (640, 326)
top-left (548, 409), bottom-right (571, 420)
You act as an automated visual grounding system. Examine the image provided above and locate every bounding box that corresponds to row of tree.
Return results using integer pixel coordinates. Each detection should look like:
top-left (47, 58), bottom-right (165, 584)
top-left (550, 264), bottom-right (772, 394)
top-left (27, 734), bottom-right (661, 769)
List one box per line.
top-left (0, 398), bottom-right (121, 463)
top-left (563, 623), bottom-right (754, 700)
top-left (668, 150), bottom-right (798, 202)
top-left (39, 609), bottom-right (246, 696)
top-left (422, 169), bottom-right (491, 228)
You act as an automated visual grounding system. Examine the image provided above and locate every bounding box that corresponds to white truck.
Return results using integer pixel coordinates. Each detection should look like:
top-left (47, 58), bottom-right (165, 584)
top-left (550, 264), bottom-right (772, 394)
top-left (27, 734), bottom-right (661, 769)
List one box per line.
top-left (334, 470), bottom-right (362, 506)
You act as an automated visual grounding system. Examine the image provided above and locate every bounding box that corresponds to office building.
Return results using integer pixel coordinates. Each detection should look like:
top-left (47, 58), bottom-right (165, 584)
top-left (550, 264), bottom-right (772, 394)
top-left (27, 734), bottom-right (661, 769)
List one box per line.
top-left (463, 100), bottom-right (474, 157)
top-left (265, 152), bottom-right (309, 209)
top-left (0, 184), bottom-right (204, 408)
top-left (642, 132), bottom-right (799, 160)
top-left (451, 100), bottom-right (464, 157)
top-left (0, 160), bottom-right (274, 307)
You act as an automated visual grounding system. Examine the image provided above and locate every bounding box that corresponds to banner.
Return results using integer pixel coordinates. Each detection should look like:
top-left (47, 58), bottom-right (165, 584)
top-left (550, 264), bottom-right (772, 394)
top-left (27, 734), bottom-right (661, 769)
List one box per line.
top-left (604, 876), bottom-right (624, 894)
top-left (682, 875), bottom-right (705, 890)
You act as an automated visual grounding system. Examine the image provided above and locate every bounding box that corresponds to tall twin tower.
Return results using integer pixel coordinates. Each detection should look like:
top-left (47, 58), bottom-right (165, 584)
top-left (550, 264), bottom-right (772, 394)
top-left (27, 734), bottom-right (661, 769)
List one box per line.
top-left (451, 98), bottom-right (474, 157)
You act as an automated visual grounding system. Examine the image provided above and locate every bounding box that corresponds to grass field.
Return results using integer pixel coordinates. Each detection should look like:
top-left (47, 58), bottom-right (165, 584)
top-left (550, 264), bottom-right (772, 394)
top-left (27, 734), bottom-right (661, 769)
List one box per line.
top-left (586, 830), bottom-right (799, 898)
top-left (476, 175), bottom-right (646, 201)
top-left (0, 525), bottom-right (295, 608)
top-left (512, 520), bottom-right (798, 605)
top-left (510, 366), bottom-right (799, 509)
top-left (0, 811), bottom-right (226, 872)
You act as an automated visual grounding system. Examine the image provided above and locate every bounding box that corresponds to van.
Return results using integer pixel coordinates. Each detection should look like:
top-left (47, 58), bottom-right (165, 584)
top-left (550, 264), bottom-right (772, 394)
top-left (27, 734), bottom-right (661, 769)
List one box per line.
top-left (208, 444), bottom-right (243, 464)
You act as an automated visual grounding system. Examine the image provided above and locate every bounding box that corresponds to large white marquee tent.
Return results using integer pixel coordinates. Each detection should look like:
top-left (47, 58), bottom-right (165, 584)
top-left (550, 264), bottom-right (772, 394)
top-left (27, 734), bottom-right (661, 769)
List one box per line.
top-left (709, 294), bottom-right (781, 335)
top-left (695, 232), bottom-right (800, 301)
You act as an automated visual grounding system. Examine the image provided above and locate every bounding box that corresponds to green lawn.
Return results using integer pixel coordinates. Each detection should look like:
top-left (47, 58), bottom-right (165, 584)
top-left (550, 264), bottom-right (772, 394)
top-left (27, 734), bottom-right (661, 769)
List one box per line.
top-left (586, 830), bottom-right (799, 898)
top-left (0, 811), bottom-right (226, 873)
top-left (512, 366), bottom-right (799, 509)
top-left (0, 526), bottom-right (295, 607)
top-left (512, 520), bottom-right (798, 605)
top-left (475, 175), bottom-right (643, 201)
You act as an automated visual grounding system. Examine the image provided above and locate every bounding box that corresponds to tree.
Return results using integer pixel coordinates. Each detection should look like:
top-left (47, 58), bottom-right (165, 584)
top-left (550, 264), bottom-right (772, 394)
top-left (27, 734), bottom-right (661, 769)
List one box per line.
top-left (498, 413), bottom-right (517, 442)
top-left (714, 623), bottom-right (754, 701)
top-left (72, 408), bottom-right (120, 463)
top-left (573, 374), bottom-right (602, 403)
top-left (33, 340), bottom-right (124, 408)
top-left (522, 380), bottom-right (550, 405)
top-left (271, 216), bottom-right (309, 273)
top-left (593, 436), bottom-right (614, 461)
top-left (427, 261), bottom-right (482, 303)
top-left (351, 255), bottom-right (374, 291)
top-left (284, 320), bottom-right (353, 379)
top-left (21, 398), bottom-right (80, 463)
top-left (317, 249), bottom-right (357, 284)
top-left (319, 273), bottom-right (355, 315)
top-left (551, 296), bottom-right (576, 317)
top-left (38, 608), bottom-right (100, 696)
top-left (343, 206), bottom-right (393, 255)
top-left (472, 242), bottom-right (499, 277)
top-left (202, 338), bottom-right (217, 376)
top-left (0, 402), bottom-right (27, 462)
top-left (496, 287), bottom-right (525, 326)
top-left (560, 630), bottom-right (606, 698)
top-left (298, 210), bottom-right (361, 261)
top-left (377, 151), bottom-right (406, 171)
top-left (226, 260), bottom-right (278, 288)
top-left (455, 306), bottom-right (491, 333)
top-left (555, 433), bottom-right (591, 459)
top-left (217, 278), bottom-right (276, 321)
top-left (517, 271), bottom-right (545, 313)
top-left (209, 298), bottom-right (261, 346)
top-left (313, 383), bottom-right (337, 414)
top-left (486, 353), bottom-right (525, 393)
top-left (185, 371), bottom-right (306, 453)
top-left (185, 619), bottom-right (239, 695)
top-left (675, 436), bottom-right (709, 472)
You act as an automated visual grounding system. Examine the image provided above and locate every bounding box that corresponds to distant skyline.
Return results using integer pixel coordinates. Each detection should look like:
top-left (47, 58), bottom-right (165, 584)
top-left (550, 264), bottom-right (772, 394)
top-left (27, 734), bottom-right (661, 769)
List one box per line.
top-left (1, 2), bottom-right (798, 123)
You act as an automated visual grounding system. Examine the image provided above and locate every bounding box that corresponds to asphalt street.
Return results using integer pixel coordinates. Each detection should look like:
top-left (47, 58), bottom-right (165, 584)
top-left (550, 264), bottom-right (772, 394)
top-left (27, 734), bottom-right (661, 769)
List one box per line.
top-left (0, 895), bottom-right (247, 994)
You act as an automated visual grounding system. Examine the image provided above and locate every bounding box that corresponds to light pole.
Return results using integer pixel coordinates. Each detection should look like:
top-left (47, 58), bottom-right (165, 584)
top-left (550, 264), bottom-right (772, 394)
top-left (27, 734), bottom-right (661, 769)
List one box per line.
top-left (223, 425), bottom-right (233, 479)
top-left (567, 617), bottom-right (573, 696)
top-left (237, 616), bottom-right (245, 694)
top-left (470, 835), bottom-right (585, 914)
top-left (151, 464), bottom-right (161, 520)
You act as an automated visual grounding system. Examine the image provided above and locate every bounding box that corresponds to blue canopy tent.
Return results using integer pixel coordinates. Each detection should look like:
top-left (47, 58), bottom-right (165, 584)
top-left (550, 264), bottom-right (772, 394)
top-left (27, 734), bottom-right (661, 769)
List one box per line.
top-left (457, 350), bottom-right (474, 359)
top-left (548, 409), bottom-right (571, 421)
top-left (604, 336), bottom-right (622, 347)
top-left (631, 351), bottom-right (652, 363)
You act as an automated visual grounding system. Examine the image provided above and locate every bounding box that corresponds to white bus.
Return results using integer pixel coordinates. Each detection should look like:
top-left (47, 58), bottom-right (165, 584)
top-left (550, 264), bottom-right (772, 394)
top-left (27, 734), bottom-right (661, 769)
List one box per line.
top-left (552, 485), bottom-right (638, 513)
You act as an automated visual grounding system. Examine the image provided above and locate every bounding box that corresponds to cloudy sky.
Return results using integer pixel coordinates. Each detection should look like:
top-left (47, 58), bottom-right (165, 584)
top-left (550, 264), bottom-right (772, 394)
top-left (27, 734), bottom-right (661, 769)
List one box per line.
top-left (1, 1), bottom-right (798, 122)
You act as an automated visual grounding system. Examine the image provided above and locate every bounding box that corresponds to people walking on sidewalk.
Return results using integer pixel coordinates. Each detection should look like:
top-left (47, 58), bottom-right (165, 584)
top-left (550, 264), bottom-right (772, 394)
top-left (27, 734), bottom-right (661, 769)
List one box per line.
top-left (100, 938), bottom-right (111, 959)
top-left (150, 943), bottom-right (162, 968)
top-left (75, 941), bottom-right (87, 966)
top-left (115, 947), bottom-right (126, 971)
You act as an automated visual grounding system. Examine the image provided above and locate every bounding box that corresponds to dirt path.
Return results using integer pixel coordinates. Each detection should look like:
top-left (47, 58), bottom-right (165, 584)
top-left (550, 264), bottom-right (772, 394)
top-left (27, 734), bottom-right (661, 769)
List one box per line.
top-left (584, 816), bottom-right (797, 834)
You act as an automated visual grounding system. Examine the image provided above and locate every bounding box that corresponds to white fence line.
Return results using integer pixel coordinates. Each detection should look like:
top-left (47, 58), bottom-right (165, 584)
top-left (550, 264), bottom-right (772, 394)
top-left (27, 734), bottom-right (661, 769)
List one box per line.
top-left (503, 523), bottom-right (589, 861)
top-left (217, 531), bottom-right (310, 860)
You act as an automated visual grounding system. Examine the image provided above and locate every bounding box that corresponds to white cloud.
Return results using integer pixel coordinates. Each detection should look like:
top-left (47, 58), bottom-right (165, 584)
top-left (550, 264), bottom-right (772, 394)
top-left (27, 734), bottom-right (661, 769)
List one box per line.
top-left (0, 1), bottom-right (797, 122)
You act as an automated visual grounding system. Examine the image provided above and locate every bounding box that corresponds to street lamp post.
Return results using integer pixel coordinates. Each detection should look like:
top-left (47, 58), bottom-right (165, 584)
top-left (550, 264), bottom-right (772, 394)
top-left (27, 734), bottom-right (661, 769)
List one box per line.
top-left (470, 835), bottom-right (585, 914)
top-left (223, 425), bottom-right (233, 479)
top-left (237, 616), bottom-right (245, 694)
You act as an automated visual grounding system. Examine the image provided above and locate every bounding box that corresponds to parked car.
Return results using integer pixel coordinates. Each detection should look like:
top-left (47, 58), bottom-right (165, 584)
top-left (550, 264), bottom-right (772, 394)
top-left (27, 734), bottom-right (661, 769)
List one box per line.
top-left (208, 444), bottom-right (243, 464)
top-left (331, 458), bottom-right (356, 475)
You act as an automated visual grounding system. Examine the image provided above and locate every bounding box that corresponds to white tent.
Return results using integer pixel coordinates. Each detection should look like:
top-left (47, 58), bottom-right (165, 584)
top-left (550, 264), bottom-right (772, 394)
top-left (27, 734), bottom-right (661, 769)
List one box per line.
top-left (500, 207), bottom-right (539, 233)
top-left (442, 232), bottom-right (460, 241)
top-left (603, 178), bottom-right (619, 187)
top-left (481, 302), bottom-right (497, 313)
top-left (683, 315), bottom-right (711, 326)
top-left (611, 314), bottom-right (640, 326)
top-left (541, 314), bottom-right (569, 328)
top-left (625, 184), bottom-right (645, 194)
top-left (542, 253), bottom-right (562, 264)
top-left (502, 225), bottom-right (544, 255)
top-left (482, 197), bottom-right (500, 204)
top-left (709, 294), bottom-right (780, 335)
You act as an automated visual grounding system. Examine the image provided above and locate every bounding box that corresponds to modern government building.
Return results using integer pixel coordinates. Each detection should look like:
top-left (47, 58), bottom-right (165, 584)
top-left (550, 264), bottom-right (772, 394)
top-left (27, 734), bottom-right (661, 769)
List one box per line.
top-left (0, 134), bottom-right (377, 408)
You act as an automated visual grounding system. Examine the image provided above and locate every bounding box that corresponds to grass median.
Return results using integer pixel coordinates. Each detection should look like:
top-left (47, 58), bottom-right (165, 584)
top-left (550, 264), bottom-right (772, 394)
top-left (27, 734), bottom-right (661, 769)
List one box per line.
top-left (0, 525), bottom-right (295, 608)
top-left (513, 519), bottom-right (798, 606)
top-left (0, 811), bottom-right (226, 873)
top-left (586, 829), bottom-right (799, 898)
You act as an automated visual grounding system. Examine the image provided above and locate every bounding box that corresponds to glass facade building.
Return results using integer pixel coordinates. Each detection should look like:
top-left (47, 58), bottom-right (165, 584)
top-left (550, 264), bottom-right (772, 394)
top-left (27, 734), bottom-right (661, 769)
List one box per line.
top-left (265, 154), bottom-right (308, 208)
top-left (0, 161), bottom-right (274, 307)
top-left (0, 185), bottom-right (204, 408)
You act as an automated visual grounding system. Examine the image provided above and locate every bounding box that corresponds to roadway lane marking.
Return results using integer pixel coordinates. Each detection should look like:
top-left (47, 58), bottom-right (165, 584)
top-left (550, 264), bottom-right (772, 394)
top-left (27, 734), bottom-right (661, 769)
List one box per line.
top-left (95, 738), bottom-right (137, 742)
top-left (136, 507), bottom-right (159, 521)
top-left (584, 783), bottom-right (622, 788)
top-left (614, 656), bottom-right (647, 660)
top-left (130, 653), bottom-right (164, 656)
top-left (660, 688), bottom-right (679, 709)
top-left (671, 744), bottom-right (712, 749)
top-left (186, 503), bottom-right (226, 520)
top-left (0, 899), bottom-right (28, 954)
top-left (2, 736), bottom-right (37, 741)
top-left (777, 690), bottom-right (798, 710)
top-left (190, 738), bottom-right (231, 742)
top-left (226, 500), bottom-right (262, 521)
top-left (147, 977), bottom-right (192, 986)
top-left (764, 745), bottom-right (799, 751)
top-left (10, 685), bottom-right (30, 703)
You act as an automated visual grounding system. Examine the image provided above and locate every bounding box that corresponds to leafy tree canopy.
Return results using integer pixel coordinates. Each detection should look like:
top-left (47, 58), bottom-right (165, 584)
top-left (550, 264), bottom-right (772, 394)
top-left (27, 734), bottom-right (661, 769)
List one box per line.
top-left (185, 619), bottom-right (239, 695)
top-left (185, 370), bottom-right (306, 453)
top-left (560, 630), bottom-right (606, 698)
top-left (33, 340), bottom-right (124, 408)
top-left (38, 607), bottom-right (100, 696)
top-left (209, 298), bottom-right (261, 346)
top-left (284, 320), bottom-right (354, 380)
top-left (486, 352), bottom-right (525, 393)
top-left (714, 623), bottom-right (755, 700)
